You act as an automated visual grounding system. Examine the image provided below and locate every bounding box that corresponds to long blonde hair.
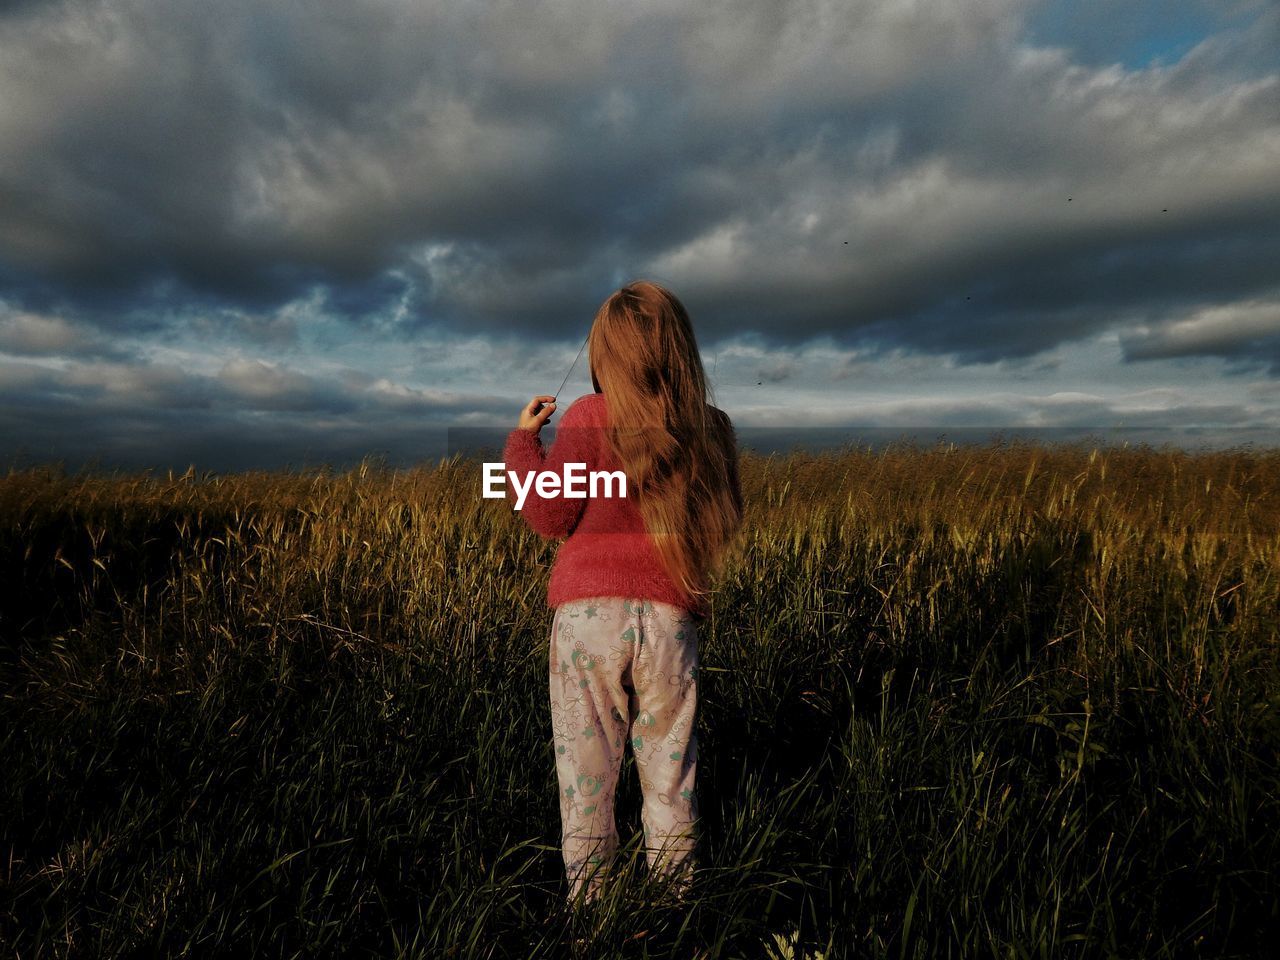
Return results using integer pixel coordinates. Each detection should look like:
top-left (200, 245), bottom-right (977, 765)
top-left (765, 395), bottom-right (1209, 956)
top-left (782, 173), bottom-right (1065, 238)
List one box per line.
top-left (587, 280), bottom-right (742, 602)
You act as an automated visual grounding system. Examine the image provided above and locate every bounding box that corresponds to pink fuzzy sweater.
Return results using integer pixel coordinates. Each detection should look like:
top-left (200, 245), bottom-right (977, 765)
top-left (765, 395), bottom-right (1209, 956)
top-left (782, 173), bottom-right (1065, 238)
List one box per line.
top-left (501, 392), bottom-right (740, 617)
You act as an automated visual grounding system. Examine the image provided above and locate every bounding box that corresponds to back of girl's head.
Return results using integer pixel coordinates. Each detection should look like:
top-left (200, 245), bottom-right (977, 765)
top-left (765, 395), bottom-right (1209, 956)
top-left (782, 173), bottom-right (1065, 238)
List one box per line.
top-left (588, 281), bottom-right (708, 407)
top-left (587, 280), bottom-right (742, 601)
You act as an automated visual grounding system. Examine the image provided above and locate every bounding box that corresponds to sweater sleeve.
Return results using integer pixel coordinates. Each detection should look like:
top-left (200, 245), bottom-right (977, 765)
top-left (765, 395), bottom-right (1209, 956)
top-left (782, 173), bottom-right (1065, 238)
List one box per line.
top-left (501, 397), bottom-right (598, 539)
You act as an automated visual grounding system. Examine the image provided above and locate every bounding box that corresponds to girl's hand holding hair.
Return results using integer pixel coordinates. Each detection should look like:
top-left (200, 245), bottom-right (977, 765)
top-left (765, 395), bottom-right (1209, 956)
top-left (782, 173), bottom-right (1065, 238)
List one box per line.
top-left (518, 395), bottom-right (557, 433)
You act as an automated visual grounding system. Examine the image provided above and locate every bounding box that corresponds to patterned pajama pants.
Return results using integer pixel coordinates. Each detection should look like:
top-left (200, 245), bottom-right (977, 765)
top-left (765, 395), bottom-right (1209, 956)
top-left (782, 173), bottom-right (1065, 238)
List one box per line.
top-left (549, 596), bottom-right (700, 903)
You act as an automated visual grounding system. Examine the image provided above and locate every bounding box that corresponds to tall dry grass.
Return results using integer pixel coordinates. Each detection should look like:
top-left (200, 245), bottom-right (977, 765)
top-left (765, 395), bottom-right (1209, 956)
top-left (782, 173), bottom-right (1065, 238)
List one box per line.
top-left (1, 441), bottom-right (1277, 958)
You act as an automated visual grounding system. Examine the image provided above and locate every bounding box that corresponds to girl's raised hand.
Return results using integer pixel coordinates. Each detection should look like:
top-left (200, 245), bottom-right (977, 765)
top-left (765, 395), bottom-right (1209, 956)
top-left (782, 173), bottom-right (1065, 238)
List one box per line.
top-left (518, 395), bottom-right (557, 433)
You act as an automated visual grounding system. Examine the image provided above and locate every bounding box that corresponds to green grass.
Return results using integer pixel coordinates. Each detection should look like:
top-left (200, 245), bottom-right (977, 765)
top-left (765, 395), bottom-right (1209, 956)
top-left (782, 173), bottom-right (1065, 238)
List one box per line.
top-left (1, 442), bottom-right (1278, 958)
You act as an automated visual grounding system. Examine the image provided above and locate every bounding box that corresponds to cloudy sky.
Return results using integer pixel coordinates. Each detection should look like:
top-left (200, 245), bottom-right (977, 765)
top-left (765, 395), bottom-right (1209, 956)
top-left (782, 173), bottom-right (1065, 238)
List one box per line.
top-left (2, 0), bottom-right (1278, 471)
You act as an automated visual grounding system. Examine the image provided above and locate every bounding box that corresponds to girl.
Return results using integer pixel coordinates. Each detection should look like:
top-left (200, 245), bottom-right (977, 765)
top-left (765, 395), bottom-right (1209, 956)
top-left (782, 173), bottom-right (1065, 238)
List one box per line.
top-left (502, 280), bottom-right (743, 906)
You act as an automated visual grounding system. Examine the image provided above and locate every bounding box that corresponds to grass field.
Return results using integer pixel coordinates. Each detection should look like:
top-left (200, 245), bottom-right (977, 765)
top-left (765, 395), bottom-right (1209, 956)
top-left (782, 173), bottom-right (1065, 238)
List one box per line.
top-left (2, 442), bottom-right (1278, 958)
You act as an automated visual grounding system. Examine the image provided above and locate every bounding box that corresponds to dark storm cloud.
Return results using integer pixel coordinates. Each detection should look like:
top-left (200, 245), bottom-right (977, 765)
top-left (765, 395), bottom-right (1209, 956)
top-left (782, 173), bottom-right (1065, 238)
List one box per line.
top-left (0, 351), bottom-right (518, 471)
top-left (852, 220), bottom-right (1280, 363)
top-left (0, 0), bottom-right (1278, 365)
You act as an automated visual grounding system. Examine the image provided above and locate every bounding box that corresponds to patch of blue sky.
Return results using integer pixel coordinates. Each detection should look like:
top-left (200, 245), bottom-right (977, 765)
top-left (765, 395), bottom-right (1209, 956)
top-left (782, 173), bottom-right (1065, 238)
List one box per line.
top-left (1023, 0), bottom-right (1259, 69)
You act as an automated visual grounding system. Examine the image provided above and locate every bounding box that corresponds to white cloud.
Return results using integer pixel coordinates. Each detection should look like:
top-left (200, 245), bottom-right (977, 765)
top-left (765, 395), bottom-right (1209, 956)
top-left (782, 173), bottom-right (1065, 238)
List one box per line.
top-left (217, 357), bottom-right (325, 410)
top-left (0, 310), bottom-right (116, 357)
top-left (1121, 298), bottom-right (1280, 359)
